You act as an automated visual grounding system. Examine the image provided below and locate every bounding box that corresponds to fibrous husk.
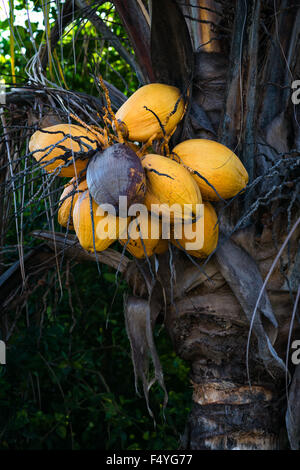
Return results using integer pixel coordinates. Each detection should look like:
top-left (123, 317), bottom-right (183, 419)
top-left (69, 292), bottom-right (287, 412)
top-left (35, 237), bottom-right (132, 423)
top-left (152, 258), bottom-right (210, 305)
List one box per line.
top-left (86, 143), bottom-right (146, 215)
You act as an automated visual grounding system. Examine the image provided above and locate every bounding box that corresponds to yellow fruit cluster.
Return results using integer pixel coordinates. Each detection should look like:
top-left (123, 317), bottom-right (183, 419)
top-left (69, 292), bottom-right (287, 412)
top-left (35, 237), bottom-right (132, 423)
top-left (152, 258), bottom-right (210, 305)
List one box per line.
top-left (29, 83), bottom-right (249, 260)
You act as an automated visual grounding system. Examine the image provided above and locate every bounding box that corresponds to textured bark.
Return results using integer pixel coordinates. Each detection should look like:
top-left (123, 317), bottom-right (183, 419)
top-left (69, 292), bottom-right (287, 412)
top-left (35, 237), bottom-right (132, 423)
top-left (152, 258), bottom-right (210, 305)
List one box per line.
top-left (3, 0), bottom-right (299, 451)
top-left (163, 227), bottom-right (299, 449)
top-left (286, 363), bottom-right (300, 449)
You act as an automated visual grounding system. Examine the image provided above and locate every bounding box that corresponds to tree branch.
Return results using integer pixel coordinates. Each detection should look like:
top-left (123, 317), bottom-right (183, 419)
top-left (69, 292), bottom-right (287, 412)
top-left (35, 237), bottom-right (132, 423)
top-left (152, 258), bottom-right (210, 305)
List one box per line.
top-left (30, 230), bottom-right (130, 274)
top-left (112, 0), bottom-right (154, 83)
top-left (218, 0), bottom-right (247, 149)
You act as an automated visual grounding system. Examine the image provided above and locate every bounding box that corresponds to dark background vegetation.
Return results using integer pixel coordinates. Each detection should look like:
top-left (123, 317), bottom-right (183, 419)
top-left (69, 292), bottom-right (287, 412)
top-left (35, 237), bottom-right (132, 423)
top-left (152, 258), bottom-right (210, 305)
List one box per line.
top-left (0, 0), bottom-right (191, 450)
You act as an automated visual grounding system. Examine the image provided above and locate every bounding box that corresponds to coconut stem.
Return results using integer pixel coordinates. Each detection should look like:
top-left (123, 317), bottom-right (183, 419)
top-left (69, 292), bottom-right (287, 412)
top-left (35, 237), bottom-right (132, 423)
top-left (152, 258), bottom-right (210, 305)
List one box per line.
top-left (137, 133), bottom-right (157, 158)
top-left (69, 112), bottom-right (107, 148)
top-left (98, 75), bottom-right (124, 144)
top-left (160, 125), bottom-right (178, 157)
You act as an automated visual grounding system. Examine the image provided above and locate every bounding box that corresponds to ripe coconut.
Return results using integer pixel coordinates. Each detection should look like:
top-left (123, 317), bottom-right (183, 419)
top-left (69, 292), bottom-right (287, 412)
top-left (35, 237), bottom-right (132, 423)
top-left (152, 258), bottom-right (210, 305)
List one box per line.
top-left (73, 189), bottom-right (129, 252)
top-left (115, 83), bottom-right (185, 142)
top-left (172, 139), bottom-right (249, 200)
top-left (171, 201), bottom-right (219, 258)
top-left (119, 211), bottom-right (168, 259)
top-left (141, 154), bottom-right (202, 222)
top-left (29, 124), bottom-right (98, 177)
top-left (58, 178), bottom-right (88, 229)
top-left (86, 143), bottom-right (146, 216)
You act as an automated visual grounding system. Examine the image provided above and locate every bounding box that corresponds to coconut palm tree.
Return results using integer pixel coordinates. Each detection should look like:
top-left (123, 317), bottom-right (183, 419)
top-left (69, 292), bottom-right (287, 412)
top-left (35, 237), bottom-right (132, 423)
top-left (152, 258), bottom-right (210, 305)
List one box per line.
top-left (1, 0), bottom-right (300, 450)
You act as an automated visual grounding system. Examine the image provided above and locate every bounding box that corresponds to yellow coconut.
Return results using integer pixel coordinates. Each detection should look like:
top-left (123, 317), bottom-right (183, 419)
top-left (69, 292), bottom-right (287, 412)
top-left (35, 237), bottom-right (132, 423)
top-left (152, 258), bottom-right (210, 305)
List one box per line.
top-left (153, 238), bottom-right (169, 255)
top-left (29, 124), bottom-right (98, 177)
top-left (72, 190), bottom-right (128, 252)
top-left (142, 154), bottom-right (202, 222)
top-left (58, 178), bottom-right (88, 229)
top-left (172, 139), bottom-right (248, 200)
top-left (119, 211), bottom-right (168, 259)
top-left (171, 202), bottom-right (219, 258)
top-left (115, 84), bottom-right (185, 142)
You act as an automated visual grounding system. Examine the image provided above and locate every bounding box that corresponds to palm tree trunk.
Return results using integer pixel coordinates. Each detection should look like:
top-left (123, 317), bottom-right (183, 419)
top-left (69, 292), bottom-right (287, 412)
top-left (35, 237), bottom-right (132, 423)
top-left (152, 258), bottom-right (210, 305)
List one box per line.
top-left (183, 376), bottom-right (285, 450)
top-left (160, 215), bottom-right (300, 450)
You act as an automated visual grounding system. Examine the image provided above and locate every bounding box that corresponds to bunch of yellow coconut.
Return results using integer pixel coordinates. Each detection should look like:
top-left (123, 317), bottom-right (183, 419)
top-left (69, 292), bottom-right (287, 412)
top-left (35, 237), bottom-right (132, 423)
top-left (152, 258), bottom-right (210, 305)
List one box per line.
top-left (29, 83), bottom-right (249, 260)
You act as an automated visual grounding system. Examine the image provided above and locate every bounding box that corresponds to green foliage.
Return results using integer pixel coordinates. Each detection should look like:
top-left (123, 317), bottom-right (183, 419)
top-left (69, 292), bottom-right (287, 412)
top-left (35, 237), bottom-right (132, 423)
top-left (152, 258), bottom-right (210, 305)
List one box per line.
top-left (0, 262), bottom-right (191, 450)
top-left (0, 0), bottom-right (138, 95)
top-left (0, 1), bottom-right (191, 450)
